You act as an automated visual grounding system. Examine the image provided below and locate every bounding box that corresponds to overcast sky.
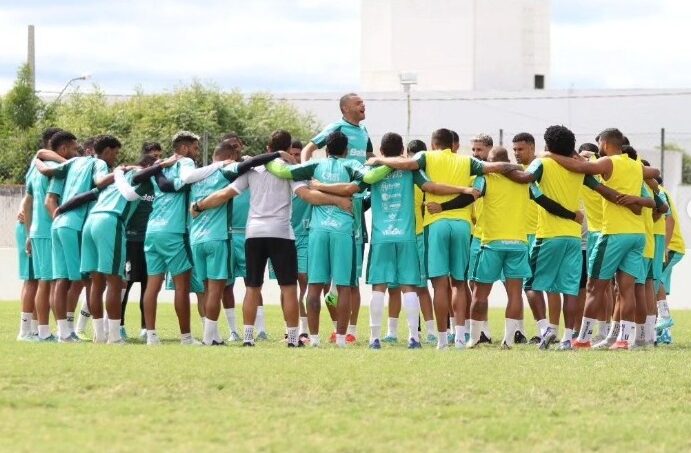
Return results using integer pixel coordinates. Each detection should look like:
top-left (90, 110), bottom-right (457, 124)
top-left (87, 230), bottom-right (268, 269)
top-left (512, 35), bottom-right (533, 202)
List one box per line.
top-left (1, 0), bottom-right (690, 95)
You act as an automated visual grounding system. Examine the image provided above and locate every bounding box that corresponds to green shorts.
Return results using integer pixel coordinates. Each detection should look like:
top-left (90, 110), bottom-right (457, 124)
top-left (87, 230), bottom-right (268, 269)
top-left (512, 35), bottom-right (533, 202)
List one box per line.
top-left (467, 235), bottom-right (482, 280)
top-left (270, 234), bottom-right (307, 279)
top-left (586, 231), bottom-right (601, 261)
top-left (356, 240), bottom-right (365, 277)
top-left (652, 235), bottom-right (665, 284)
top-left (144, 232), bottom-right (192, 277)
top-left (307, 230), bottom-right (356, 287)
top-left (231, 233), bottom-right (246, 279)
top-left (80, 213), bottom-right (126, 277)
top-left (637, 257), bottom-right (653, 285)
top-left (416, 233), bottom-right (427, 288)
top-left (165, 270), bottom-right (205, 293)
top-left (471, 241), bottom-right (531, 284)
top-left (366, 241), bottom-right (420, 286)
top-left (51, 226), bottom-right (84, 281)
top-left (526, 237), bottom-right (582, 296)
top-left (16, 223), bottom-right (34, 281)
top-left (30, 238), bottom-right (53, 281)
top-left (191, 240), bottom-right (229, 281)
top-left (588, 233), bottom-right (645, 281)
top-left (424, 219), bottom-right (471, 281)
top-left (660, 251), bottom-right (683, 295)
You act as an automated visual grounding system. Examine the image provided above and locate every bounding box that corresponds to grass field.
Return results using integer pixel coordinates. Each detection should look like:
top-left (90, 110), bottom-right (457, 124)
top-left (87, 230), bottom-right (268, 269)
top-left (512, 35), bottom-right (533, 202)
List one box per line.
top-left (1, 302), bottom-right (690, 452)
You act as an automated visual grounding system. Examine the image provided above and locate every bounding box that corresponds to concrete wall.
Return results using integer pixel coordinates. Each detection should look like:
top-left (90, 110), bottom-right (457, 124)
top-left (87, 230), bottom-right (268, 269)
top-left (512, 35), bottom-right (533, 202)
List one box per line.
top-left (360, 0), bottom-right (550, 91)
top-left (0, 185), bottom-right (25, 248)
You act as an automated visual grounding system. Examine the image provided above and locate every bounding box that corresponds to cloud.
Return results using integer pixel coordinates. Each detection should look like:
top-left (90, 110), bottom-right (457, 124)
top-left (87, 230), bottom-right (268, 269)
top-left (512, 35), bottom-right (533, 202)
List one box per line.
top-left (1, 0), bottom-right (691, 94)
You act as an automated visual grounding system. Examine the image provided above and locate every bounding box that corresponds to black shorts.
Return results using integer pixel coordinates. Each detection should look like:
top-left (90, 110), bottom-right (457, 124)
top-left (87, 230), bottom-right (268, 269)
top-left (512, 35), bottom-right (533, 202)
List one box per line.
top-left (126, 241), bottom-right (147, 282)
top-left (245, 237), bottom-right (297, 287)
top-left (579, 249), bottom-right (587, 290)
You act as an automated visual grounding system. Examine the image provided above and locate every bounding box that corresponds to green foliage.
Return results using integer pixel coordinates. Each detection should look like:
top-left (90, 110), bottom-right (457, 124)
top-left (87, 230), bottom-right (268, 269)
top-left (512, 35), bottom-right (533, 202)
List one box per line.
top-left (3, 64), bottom-right (42, 130)
top-left (0, 69), bottom-right (319, 184)
top-left (657, 143), bottom-right (691, 185)
top-left (48, 82), bottom-right (319, 165)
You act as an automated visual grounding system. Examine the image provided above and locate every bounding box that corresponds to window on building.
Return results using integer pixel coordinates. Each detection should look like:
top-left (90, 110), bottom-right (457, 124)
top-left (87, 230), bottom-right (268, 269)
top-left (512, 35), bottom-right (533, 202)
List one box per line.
top-left (534, 74), bottom-right (545, 90)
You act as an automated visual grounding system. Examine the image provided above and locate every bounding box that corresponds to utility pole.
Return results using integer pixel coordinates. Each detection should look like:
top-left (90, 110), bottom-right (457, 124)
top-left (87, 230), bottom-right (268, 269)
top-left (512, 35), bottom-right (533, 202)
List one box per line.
top-left (660, 128), bottom-right (665, 182)
top-left (28, 25), bottom-right (35, 90)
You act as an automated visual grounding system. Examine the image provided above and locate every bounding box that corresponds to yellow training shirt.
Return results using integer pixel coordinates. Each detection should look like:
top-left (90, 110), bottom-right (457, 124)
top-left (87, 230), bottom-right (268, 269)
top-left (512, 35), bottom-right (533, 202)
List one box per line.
top-left (601, 155), bottom-right (645, 235)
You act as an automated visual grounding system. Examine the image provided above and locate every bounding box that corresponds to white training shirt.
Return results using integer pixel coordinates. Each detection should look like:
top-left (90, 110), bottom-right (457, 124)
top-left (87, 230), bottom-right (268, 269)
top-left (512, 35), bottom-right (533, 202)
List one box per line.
top-left (229, 164), bottom-right (306, 240)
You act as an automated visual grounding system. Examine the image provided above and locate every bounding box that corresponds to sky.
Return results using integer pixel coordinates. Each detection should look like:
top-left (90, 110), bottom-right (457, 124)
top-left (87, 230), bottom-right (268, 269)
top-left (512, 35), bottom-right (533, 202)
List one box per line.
top-left (1, 0), bottom-right (690, 95)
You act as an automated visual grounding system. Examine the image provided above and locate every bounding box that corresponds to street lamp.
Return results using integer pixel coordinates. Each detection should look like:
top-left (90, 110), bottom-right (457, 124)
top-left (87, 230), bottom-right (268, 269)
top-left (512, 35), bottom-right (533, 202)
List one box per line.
top-left (53, 73), bottom-right (92, 104)
top-left (399, 72), bottom-right (417, 141)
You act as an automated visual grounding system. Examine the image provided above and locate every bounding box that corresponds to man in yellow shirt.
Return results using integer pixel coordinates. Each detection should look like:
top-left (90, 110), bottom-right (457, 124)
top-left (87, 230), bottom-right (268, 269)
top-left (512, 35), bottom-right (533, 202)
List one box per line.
top-left (656, 185), bottom-right (685, 343)
top-left (544, 128), bottom-right (661, 350)
top-left (367, 128), bottom-right (520, 349)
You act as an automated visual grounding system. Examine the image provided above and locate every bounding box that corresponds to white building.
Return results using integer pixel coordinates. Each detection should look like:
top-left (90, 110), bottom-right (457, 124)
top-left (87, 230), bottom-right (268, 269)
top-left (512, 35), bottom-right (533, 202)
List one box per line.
top-left (360, 0), bottom-right (550, 92)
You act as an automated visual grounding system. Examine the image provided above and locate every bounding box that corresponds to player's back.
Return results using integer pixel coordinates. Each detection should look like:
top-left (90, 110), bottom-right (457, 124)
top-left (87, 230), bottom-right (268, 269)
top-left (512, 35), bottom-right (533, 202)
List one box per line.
top-left (27, 161), bottom-right (58, 238)
top-left (601, 155), bottom-right (644, 235)
top-left (481, 174), bottom-right (529, 243)
top-left (422, 150), bottom-right (477, 226)
top-left (536, 158), bottom-right (583, 238)
top-left (53, 156), bottom-right (108, 230)
top-left (370, 169), bottom-right (417, 243)
top-left (310, 157), bottom-right (361, 235)
top-left (148, 157), bottom-right (193, 235)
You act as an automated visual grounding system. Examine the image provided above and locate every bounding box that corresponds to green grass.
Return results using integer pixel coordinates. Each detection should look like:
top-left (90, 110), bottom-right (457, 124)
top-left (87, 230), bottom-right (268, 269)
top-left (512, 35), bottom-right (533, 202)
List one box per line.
top-left (1, 302), bottom-right (690, 452)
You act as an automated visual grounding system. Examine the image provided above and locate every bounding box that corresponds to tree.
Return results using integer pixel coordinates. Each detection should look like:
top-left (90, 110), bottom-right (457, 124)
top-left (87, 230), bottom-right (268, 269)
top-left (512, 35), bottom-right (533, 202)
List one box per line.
top-left (3, 64), bottom-right (42, 130)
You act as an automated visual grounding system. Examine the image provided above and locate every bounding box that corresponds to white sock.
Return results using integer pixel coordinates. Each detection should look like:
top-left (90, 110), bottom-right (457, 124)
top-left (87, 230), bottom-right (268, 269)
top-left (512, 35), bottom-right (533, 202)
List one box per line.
top-left (437, 331), bottom-right (448, 349)
top-left (108, 319), bottom-right (121, 343)
top-left (617, 320), bottom-right (636, 344)
top-left (38, 324), bottom-right (51, 339)
top-left (347, 324), bottom-right (357, 336)
top-left (469, 319), bottom-right (483, 345)
top-left (594, 321), bottom-right (605, 338)
top-left (464, 319), bottom-right (470, 332)
top-left (31, 319), bottom-right (38, 335)
top-left (561, 328), bottom-right (574, 343)
top-left (482, 320), bottom-right (491, 339)
top-left (549, 323), bottom-right (558, 333)
top-left (92, 318), bottom-right (106, 343)
top-left (76, 299), bottom-right (91, 333)
top-left (645, 315), bottom-right (657, 343)
top-left (454, 325), bottom-right (466, 347)
top-left (224, 308), bottom-right (237, 333)
top-left (577, 317), bottom-right (597, 342)
top-left (516, 318), bottom-right (525, 335)
top-left (450, 318), bottom-right (457, 333)
top-left (503, 318), bottom-right (521, 346)
top-left (425, 320), bottom-right (435, 336)
top-left (369, 291), bottom-right (385, 341)
top-left (537, 319), bottom-right (549, 336)
top-left (180, 332), bottom-right (192, 342)
top-left (636, 323), bottom-right (646, 343)
top-left (402, 292), bottom-right (420, 342)
top-left (204, 319), bottom-right (218, 345)
top-left (657, 300), bottom-right (670, 319)
top-left (255, 307), bottom-right (265, 332)
top-left (287, 327), bottom-right (298, 346)
top-left (19, 312), bottom-right (32, 337)
top-left (606, 321), bottom-right (619, 341)
top-left (103, 311), bottom-right (110, 336)
top-left (336, 334), bottom-right (346, 347)
top-left (66, 312), bottom-right (75, 334)
top-left (243, 325), bottom-right (254, 343)
top-left (299, 316), bottom-right (309, 336)
top-left (57, 319), bottom-right (70, 340)
top-left (387, 317), bottom-right (398, 338)
top-left (201, 316), bottom-right (207, 335)
top-left (310, 334), bottom-right (320, 346)
top-left (601, 321), bottom-right (611, 338)
top-left (146, 330), bottom-right (159, 343)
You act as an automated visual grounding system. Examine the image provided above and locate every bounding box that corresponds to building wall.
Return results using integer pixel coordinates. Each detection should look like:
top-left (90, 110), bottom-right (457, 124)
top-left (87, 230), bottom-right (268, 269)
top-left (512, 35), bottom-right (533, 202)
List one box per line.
top-left (360, 0), bottom-right (550, 91)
